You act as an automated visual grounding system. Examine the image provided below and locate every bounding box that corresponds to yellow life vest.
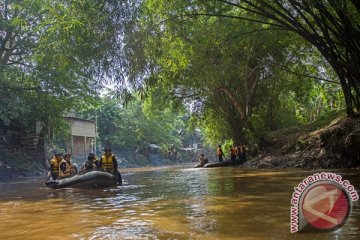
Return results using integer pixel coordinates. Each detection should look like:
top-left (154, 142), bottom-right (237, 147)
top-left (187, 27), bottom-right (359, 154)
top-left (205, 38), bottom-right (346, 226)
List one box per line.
top-left (50, 158), bottom-right (60, 175)
top-left (101, 154), bottom-right (115, 171)
top-left (59, 159), bottom-right (71, 177)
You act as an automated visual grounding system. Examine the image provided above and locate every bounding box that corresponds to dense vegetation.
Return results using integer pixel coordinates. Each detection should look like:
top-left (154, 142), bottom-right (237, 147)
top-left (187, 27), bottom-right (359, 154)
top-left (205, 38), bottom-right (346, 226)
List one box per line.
top-left (1, 0), bottom-right (359, 169)
top-left (1, 0), bottom-right (127, 135)
top-left (78, 95), bottom-right (196, 161)
top-left (124, 0), bottom-right (351, 146)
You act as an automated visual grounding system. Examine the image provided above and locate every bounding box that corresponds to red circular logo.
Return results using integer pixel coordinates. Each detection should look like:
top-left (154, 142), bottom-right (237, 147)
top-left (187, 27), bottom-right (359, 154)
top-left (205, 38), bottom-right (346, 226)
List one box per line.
top-left (301, 183), bottom-right (350, 231)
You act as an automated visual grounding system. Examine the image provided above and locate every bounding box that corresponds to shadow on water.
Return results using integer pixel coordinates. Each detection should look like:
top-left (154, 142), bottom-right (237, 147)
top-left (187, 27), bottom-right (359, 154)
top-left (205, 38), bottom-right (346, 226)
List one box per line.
top-left (0, 166), bottom-right (359, 239)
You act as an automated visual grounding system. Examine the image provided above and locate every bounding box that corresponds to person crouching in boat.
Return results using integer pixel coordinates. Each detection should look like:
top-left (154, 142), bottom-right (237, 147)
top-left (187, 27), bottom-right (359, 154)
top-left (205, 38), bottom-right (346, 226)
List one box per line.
top-left (59, 153), bottom-right (77, 178)
top-left (49, 152), bottom-right (63, 180)
top-left (199, 154), bottom-right (208, 166)
top-left (100, 148), bottom-right (122, 185)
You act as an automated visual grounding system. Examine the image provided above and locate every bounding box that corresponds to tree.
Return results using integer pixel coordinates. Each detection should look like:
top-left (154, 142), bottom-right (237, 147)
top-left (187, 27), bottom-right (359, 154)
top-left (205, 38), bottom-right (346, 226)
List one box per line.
top-left (123, 0), bottom-right (349, 148)
top-left (0, 0), bottom-right (135, 138)
top-left (207, 0), bottom-right (360, 118)
top-left (80, 94), bottom-right (188, 152)
top-left (125, 0), bottom-right (332, 144)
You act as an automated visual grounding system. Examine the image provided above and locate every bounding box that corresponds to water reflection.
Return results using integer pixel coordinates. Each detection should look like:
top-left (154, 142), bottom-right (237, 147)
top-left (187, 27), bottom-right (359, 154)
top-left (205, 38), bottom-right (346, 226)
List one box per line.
top-left (0, 166), bottom-right (359, 239)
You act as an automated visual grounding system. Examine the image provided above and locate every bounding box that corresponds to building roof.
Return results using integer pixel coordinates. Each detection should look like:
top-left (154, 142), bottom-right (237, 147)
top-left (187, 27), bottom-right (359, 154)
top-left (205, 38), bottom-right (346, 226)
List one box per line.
top-left (63, 116), bottom-right (95, 124)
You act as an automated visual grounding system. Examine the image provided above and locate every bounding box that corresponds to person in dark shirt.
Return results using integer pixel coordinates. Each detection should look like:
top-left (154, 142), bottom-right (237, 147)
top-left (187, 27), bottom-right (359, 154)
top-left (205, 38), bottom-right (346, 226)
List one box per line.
top-left (198, 153), bottom-right (208, 166)
top-left (217, 145), bottom-right (224, 162)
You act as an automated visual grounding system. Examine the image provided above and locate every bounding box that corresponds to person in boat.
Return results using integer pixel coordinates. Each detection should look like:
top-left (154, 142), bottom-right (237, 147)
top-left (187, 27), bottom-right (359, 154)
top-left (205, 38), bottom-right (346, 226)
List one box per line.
top-left (49, 152), bottom-right (63, 180)
top-left (230, 145), bottom-right (236, 165)
top-left (81, 153), bottom-right (98, 172)
top-left (100, 148), bottom-right (122, 184)
top-left (217, 145), bottom-right (224, 162)
top-left (198, 153), bottom-right (208, 166)
top-left (59, 153), bottom-right (77, 178)
top-left (59, 153), bottom-right (71, 178)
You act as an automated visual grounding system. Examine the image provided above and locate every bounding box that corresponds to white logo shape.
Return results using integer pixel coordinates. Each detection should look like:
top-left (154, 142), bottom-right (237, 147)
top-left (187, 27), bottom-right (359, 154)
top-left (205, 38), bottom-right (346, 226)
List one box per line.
top-left (303, 186), bottom-right (340, 224)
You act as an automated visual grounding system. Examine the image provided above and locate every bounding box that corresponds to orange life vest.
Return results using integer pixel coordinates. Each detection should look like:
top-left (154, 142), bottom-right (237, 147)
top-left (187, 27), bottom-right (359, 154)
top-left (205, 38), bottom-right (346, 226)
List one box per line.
top-left (217, 147), bottom-right (223, 156)
top-left (235, 146), bottom-right (240, 154)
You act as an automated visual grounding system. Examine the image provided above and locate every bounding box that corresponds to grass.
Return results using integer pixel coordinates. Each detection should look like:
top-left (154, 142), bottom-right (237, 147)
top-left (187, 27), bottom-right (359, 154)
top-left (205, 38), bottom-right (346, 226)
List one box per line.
top-left (262, 110), bottom-right (347, 156)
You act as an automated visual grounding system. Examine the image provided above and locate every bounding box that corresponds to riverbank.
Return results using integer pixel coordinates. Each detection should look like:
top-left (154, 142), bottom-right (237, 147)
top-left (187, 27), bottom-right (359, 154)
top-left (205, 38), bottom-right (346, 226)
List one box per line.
top-left (243, 116), bottom-right (360, 169)
top-left (0, 148), bottom-right (47, 180)
top-left (2, 115), bottom-right (359, 180)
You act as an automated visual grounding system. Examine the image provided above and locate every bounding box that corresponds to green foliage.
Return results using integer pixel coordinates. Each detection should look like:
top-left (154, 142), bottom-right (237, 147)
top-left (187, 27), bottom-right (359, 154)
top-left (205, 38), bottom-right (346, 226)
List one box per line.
top-left (194, 110), bottom-right (229, 146)
top-left (123, 0), bottom-right (346, 147)
top-left (0, 0), bottom-right (350, 158)
top-left (221, 139), bottom-right (235, 159)
top-left (0, 0), bottom-right (133, 137)
top-left (80, 94), bottom-right (190, 151)
top-left (308, 110), bottom-right (346, 130)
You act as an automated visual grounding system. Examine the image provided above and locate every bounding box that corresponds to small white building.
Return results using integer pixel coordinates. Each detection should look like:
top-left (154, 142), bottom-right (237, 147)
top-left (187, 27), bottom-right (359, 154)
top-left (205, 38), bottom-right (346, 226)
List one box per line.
top-left (64, 117), bottom-right (96, 158)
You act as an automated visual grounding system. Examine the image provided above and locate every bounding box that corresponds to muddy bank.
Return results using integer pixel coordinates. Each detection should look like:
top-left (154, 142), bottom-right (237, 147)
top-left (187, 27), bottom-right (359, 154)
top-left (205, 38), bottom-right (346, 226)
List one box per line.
top-left (244, 118), bottom-right (360, 169)
top-left (2, 117), bottom-right (359, 179)
top-left (0, 149), bottom-right (47, 180)
top-left (0, 165), bottom-right (46, 181)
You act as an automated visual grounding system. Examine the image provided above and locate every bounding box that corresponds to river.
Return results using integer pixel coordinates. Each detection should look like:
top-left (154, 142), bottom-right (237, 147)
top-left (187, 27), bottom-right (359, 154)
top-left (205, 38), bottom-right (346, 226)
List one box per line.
top-left (0, 165), bottom-right (359, 239)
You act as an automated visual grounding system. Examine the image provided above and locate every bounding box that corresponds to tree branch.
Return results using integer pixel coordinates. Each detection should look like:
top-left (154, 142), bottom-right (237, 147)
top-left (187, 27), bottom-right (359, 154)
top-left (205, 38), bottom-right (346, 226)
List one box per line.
top-left (263, 59), bottom-right (340, 84)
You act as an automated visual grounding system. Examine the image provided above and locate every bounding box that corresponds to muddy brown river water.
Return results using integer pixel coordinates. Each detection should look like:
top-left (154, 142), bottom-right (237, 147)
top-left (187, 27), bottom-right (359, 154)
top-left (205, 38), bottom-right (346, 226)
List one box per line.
top-left (0, 165), bottom-right (359, 239)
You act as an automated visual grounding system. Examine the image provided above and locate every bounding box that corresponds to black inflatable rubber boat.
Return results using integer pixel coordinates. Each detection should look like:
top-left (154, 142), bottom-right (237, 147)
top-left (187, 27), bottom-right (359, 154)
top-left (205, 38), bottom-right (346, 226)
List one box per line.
top-left (45, 170), bottom-right (118, 189)
top-left (203, 161), bottom-right (232, 168)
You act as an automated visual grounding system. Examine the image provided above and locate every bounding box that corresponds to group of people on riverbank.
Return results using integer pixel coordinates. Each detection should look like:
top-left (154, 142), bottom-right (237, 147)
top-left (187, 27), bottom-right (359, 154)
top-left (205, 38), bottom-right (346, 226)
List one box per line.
top-left (49, 148), bottom-right (122, 184)
top-left (217, 144), bottom-right (246, 165)
top-left (197, 144), bottom-right (247, 166)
